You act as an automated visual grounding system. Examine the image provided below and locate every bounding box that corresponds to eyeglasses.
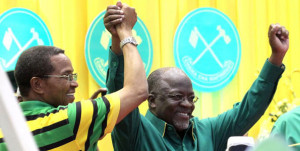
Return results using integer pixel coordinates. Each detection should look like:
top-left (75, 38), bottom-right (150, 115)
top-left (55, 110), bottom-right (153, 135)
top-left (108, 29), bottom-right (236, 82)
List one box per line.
top-left (167, 93), bottom-right (199, 103)
top-left (43, 73), bottom-right (77, 82)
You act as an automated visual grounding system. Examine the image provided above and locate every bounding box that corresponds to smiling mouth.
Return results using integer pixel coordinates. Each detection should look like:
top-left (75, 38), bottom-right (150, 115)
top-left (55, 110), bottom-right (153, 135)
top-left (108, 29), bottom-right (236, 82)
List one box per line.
top-left (178, 112), bottom-right (188, 116)
top-left (66, 93), bottom-right (75, 96)
top-left (177, 112), bottom-right (190, 119)
top-left (66, 93), bottom-right (75, 103)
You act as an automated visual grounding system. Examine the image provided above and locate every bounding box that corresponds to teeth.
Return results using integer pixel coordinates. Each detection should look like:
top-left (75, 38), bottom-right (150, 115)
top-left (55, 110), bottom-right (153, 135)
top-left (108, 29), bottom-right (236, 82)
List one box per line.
top-left (67, 93), bottom-right (74, 96)
top-left (178, 113), bottom-right (188, 116)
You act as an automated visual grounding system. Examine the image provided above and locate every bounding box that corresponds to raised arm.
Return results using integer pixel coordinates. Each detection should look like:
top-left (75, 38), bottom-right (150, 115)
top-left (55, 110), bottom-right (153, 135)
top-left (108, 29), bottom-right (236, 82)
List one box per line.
top-left (104, 2), bottom-right (125, 94)
top-left (109, 3), bottom-right (148, 123)
top-left (207, 24), bottom-right (289, 150)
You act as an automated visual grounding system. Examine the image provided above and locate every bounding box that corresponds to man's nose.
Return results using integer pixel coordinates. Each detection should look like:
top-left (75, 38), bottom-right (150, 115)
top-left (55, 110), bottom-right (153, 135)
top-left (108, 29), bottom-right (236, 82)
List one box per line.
top-left (70, 81), bottom-right (79, 88)
top-left (180, 97), bottom-right (193, 107)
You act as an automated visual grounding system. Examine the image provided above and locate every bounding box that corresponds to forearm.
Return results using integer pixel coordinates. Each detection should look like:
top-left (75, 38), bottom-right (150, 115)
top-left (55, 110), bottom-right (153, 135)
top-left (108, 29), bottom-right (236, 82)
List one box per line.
top-left (114, 29), bottom-right (148, 123)
top-left (269, 52), bottom-right (285, 66)
top-left (111, 36), bottom-right (122, 55)
top-left (231, 60), bottom-right (284, 132)
top-left (116, 43), bottom-right (148, 123)
top-left (117, 24), bottom-right (148, 100)
top-left (211, 60), bottom-right (285, 141)
top-left (122, 43), bottom-right (148, 101)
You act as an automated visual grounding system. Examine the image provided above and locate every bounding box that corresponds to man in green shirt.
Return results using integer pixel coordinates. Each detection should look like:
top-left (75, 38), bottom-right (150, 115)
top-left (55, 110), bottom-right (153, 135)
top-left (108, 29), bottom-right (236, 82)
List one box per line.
top-left (271, 106), bottom-right (300, 150)
top-left (105, 3), bottom-right (289, 151)
top-left (0, 4), bottom-right (148, 151)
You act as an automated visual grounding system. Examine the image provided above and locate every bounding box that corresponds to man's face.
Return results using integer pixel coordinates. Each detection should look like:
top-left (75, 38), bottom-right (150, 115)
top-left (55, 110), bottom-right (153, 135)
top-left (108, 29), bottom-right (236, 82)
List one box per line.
top-left (43, 54), bottom-right (78, 107)
top-left (151, 71), bottom-right (195, 132)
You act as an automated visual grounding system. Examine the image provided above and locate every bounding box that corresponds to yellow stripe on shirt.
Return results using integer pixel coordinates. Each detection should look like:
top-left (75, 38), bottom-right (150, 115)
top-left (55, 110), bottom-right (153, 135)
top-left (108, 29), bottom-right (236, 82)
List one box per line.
top-left (103, 92), bottom-right (120, 136)
top-left (75, 100), bottom-right (94, 150)
top-left (27, 109), bottom-right (68, 132)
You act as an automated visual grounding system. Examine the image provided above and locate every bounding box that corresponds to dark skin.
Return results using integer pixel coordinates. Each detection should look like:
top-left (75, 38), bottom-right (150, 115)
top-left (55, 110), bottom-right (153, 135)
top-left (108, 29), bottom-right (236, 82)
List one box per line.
top-left (25, 53), bottom-right (78, 107)
top-left (148, 68), bottom-right (195, 138)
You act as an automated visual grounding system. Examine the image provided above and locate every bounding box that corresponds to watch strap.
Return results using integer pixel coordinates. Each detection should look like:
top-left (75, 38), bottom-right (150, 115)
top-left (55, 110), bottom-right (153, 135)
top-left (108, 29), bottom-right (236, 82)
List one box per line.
top-left (120, 36), bottom-right (138, 49)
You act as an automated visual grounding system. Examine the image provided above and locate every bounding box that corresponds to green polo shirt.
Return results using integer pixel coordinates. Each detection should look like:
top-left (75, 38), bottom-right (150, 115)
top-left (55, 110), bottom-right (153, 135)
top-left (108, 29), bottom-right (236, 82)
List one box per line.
top-left (0, 93), bottom-right (120, 151)
top-left (271, 106), bottom-right (300, 150)
top-left (107, 50), bottom-right (284, 151)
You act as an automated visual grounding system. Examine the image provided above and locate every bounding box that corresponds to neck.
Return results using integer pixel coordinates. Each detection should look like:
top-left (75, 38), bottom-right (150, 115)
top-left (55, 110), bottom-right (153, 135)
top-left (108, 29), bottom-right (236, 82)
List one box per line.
top-left (24, 91), bottom-right (45, 103)
top-left (177, 129), bottom-right (187, 139)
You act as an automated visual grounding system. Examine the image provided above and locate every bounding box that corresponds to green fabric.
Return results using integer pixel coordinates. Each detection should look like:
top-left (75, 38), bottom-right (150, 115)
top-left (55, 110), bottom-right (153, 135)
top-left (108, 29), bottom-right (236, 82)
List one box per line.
top-left (271, 106), bottom-right (300, 151)
top-left (107, 50), bottom-right (284, 151)
top-left (0, 97), bottom-right (110, 151)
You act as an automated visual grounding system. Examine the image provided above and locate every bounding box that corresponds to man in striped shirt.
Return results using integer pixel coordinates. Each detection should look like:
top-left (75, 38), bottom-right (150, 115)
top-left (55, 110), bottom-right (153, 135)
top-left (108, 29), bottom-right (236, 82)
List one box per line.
top-left (0, 3), bottom-right (147, 151)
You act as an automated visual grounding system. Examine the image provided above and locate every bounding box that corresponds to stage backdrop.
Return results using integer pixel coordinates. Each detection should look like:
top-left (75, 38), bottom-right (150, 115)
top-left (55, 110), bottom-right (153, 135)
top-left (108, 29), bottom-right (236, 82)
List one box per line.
top-left (1, 0), bottom-right (300, 150)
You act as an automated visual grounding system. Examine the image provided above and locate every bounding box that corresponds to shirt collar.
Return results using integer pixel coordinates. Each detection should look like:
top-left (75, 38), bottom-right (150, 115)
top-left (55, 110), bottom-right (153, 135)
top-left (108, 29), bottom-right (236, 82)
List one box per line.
top-left (20, 101), bottom-right (54, 112)
top-left (145, 110), bottom-right (195, 138)
top-left (145, 110), bottom-right (168, 137)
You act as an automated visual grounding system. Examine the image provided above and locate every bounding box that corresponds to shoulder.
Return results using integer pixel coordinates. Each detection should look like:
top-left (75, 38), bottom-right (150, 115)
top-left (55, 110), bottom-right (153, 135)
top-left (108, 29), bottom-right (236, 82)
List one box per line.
top-left (273, 106), bottom-right (300, 130)
top-left (277, 106), bottom-right (300, 123)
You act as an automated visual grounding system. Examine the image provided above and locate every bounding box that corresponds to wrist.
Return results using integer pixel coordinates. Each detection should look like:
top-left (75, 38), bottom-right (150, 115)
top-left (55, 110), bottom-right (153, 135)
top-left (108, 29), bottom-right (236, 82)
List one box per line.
top-left (269, 53), bottom-right (284, 66)
top-left (111, 36), bottom-right (122, 55)
top-left (111, 35), bottom-right (120, 41)
top-left (117, 29), bottom-right (132, 40)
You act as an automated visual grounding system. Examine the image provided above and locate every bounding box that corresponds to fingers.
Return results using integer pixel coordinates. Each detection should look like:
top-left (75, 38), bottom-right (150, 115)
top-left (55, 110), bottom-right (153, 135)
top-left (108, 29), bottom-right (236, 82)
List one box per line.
top-left (268, 23), bottom-right (280, 38)
top-left (95, 88), bottom-right (107, 95)
top-left (120, 4), bottom-right (137, 20)
top-left (104, 5), bottom-right (124, 20)
top-left (114, 3), bottom-right (137, 39)
top-left (280, 26), bottom-right (289, 39)
top-left (269, 23), bottom-right (289, 40)
top-left (104, 5), bottom-right (124, 28)
top-left (90, 88), bottom-right (107, 99)
top-left (104, 14), bottom-right (123, 26)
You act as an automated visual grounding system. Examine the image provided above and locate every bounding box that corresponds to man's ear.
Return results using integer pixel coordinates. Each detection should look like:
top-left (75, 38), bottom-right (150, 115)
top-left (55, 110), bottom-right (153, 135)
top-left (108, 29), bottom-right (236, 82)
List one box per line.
top-left (30, 77), bottom-right (44, 94)
top-left (148, 94), bottom-right (156, 109)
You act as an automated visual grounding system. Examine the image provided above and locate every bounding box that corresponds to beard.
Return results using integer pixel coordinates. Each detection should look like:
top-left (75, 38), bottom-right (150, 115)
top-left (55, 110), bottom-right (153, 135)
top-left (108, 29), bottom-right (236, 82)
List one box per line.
top-left (172, 114), bottom-right (190, 131)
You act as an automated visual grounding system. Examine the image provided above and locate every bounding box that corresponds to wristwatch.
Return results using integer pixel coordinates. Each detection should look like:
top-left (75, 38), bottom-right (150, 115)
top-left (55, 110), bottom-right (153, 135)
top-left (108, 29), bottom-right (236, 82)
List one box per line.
top-left (120, 36), bottom-right (138, 49)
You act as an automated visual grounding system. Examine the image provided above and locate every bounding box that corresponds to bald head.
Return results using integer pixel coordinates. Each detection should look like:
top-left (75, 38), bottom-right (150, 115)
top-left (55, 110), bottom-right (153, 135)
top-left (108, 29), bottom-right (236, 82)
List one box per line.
top-left (147, 67), bottom-right (190, 94)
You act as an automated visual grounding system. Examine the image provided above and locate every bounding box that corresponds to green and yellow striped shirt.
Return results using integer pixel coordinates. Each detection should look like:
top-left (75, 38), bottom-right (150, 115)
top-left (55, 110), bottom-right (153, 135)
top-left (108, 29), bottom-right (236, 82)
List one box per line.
top-left (0, 93), bottom-right (120, 151)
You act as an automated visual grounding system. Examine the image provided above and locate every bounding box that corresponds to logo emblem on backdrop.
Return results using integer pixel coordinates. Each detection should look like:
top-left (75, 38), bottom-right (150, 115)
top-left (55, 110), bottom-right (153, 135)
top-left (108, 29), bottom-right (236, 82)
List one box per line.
top-left (0, 8), bottom-right (53, 71)
top-left (85, 11), bottom-right (153, 88)
top-left (174, 8), bottom-right (241, 92)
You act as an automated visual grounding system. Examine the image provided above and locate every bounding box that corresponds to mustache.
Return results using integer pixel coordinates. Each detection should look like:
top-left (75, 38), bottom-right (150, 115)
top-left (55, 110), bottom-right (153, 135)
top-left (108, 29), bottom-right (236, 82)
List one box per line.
top-left (176, 108), bottom-right (193, 114)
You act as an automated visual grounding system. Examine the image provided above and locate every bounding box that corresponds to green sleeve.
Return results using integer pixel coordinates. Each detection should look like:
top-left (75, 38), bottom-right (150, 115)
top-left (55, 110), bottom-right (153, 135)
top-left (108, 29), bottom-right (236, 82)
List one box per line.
top-left (106, 49), bottom-right (142, 151)
top-left (205, 60), bottom-right (285, 150)
top-left (106, 49), bottom-right (124, 93)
